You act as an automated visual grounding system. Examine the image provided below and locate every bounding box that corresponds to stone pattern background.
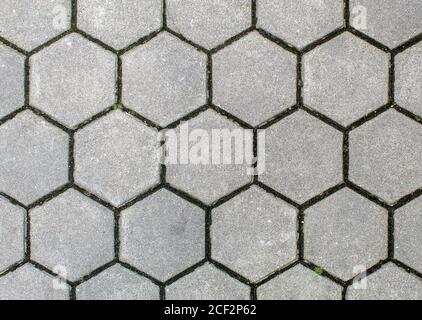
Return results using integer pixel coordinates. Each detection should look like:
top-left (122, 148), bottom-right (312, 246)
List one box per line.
top-left (0, 0), bottom-right (422, 300)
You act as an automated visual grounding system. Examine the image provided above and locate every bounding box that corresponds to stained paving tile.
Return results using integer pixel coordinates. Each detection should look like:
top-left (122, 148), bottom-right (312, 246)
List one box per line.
top-left (347, 263), bottom-right (422, 300)
top-left (258, 265), bottom-right (342, 300)
top-left (76, 264), bottom-right (160, 300)
top-left (213, 31), bottom-right (296, 126)
top-left (304, 188), bottom-right (388, 280)
top-left (122, 32), bottom-right (207, 126)
top-left (349, 110), bottom-right (422, 205)
top-left (30, 33), bottom-right (116, 128)
top-left (257, 0), bottom-right (344, 49)
top-left (167, 0), bottom-right (251, 49)
top-left (166, 263), bottom-right (250, 300)
top-left (120, 189), bottom-right (205, 281)
top-left (0, 0), bottom-right (71, 51)
top-left (211, 186), bottom-right (297, 282)
top-left (0, 111), bottom-right (68, 205)
top-left (77, 0), bottom-right (162, 50)
top-left (259, 110), bottom-right (343, 203)
top-left (303, 33), bottom-right (389, 126)
top-left (350, 0), bottom-right (422, 49)
top-left (74, 110), bottom-right (160, 207)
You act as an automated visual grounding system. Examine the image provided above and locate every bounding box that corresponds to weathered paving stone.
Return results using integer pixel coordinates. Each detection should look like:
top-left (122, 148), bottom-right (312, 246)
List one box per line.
top-left (0, 44), bottom-right (25, 119)
top-left (0, 264), bottom-right (69, 300)
top-left (75, 110), bottom-right (160, 207)
top-left (349, 110), bottom-right (422, 205)
top-left (167, 0), bottom-right (251, 49)
top-left (304, 188), bottom-right (388, 280)
top-left (347, 263), bottom-right (422, 300)
top-left (395, 196), bottom-right (422, 273)
top-left (211, 186), bottom-right (297, 282)
top-left (396, 41), bottom-right (422, 117)
top-left (30, 33), bottom-right (116, 128)
top-left (166, 109), bottom-right (253, 205)
top-left (76, 264), bottom-right (159, 300)
top-left (0, 111), bottom-right (68, 205)
top-left (166, 263), bottom-right (250, 300)
top-left (257, 265), bottom-right (342, 300)
top-left (259, 110), bottom-right (342, 203)
top-left (120, 189), bottom-right (205, 281)
top-left (350, 0), bottom-right (422, 49)
top-left (77, 0), bottom-right (162, 50)
top-left (213, 31), bottom-right (296, 126)
top-left (303, 33), bottom-right (389, 126)
top-left (30, 189), bottom-right (114, 281)
top-left (0, 197), bottom-right (25, 272)
top-left (257, 0), bottom-right (344, 49)
top-left (122, 32), bottom-right (207, 126)
top-left (0, 0), bottom-right (71, 51)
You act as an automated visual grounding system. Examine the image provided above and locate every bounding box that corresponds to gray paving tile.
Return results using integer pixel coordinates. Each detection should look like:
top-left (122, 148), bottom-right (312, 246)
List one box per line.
top-left (167, 0), bottom-right (251, 49)
top-left (0, 0), bottom-right (71, 51)
top-left (76, 264), bottom-right (159, 300)
top-left (74, 110), bottom-right (160, 207)
top-left (120, 189), bottom-right (205, 281)
top-left (211, 186), bottom-right (297, 282)
top-left (349, 109), bottom-right (422, 205)
top-left (0, 111), bottom-right (68, 205)
top-left (213, 31), bottom-right (296, 126)
top-left (0, 264), bottom-right (69, 300)
top-left (77, 0), bottom-right (162, 50)
top-left (30, 33), bottom-right (116, 128)
top-left (259, 110), bottom-right (343, 203)
top-left (304, 188), bottom-right (388, 280)
top-left (395, 196), bottom-right (422, 273)
top-left (0, 197), bottom-right (25, 273)
top-left (347, 263), bottom-right (422, 300)
top-left (350, 0), bottom-right (422, 49)
top-left (258, 265), bottom-right (342, 300)
top-left (122, 32), bottom-right (207, 126)
top-left (257, 0), bottom-right (344, 49)
top-left (303, 33), bottom-right (389, 126)
top-left (30, 189), bottom-right (114, 281)
top-left (0, 44), bottom-right (25, 119)
top-left (166, 263), bottom-right (250, 300)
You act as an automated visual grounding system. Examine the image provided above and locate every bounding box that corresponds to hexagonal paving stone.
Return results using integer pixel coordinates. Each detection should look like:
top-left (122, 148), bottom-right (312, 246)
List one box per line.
top-left (0, 264), bottom-right (70, 300)
top-left (0, 0), bottom-right (71, 51)
top-left (259, 110), bottom-right (342, 203)
top-left (257, 0), bottom-right (344, 49)
top-left (395, 196), bottom-right (422, 273)
top-left (167, 0), bottom-right (251, 49)
top-left (349, 110), bottom-right (422, 205)
top-left (76, 264), bottom-right (159, 300)
top-left (350, 0), bottom-right (422, 49)
top-left (304, 188), bottom-right (388, 280)
top-left (0, 111), bottom-right (68, 205)
top-left (213, 31), bottom-right (296, 126)
top-left (120, 189), bottom-right (205, 281)
top-left (0, 43), bottom-right (25, 119)
top-left (0, 197), bottom-right (25, 272)
top-left (30, 33), bottom-right (116, 128)
top-left (303, 33), bottom-right (389, 126)
top-left (166, 263), bottom-right (250, 300)
top-left (74, 110), bottom-right (160, 207)
top-left (166, 109), bottom-right (253, 205)
top-left (347, 263), bottom-right (422, 300)
top-left (257, 265), bottom-right (342, 300)
top-left (122, 32), bottom-right (207, 126)
top-left (30, 189), bottom-right (114, 281)
top-left (211, 186), bottom-right (297, 282)
top-left (77, 0), bottom-right (162, 50)
top-left (396, 41), bottom-right (422, 117)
